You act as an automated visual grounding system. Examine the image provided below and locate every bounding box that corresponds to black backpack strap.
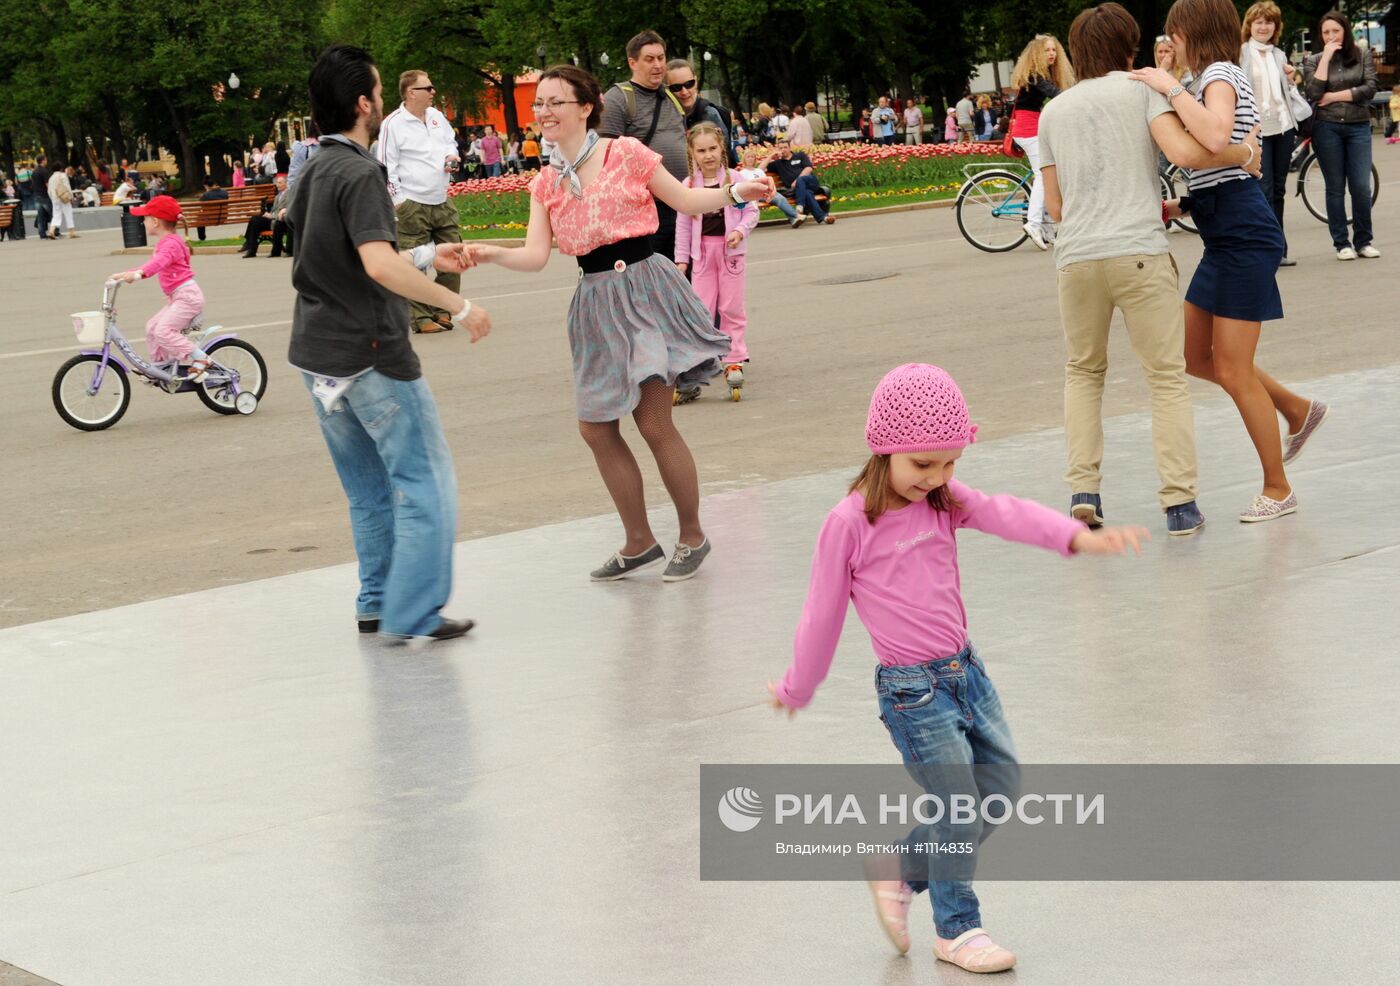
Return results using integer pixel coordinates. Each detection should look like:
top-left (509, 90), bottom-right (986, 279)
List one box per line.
top-left (642, 87), bottom-right (665, 146)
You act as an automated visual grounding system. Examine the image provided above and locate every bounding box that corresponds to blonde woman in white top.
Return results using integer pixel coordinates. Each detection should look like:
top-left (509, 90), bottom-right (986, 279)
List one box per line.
top-left (1239, 1), bottom-right (1303, 265)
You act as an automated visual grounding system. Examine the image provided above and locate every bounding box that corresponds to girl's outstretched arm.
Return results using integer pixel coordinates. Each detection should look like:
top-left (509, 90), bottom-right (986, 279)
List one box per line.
top-left (649, 165), bottom-right (772, 217)
top-left (772, 511), bottom-right (859, 711)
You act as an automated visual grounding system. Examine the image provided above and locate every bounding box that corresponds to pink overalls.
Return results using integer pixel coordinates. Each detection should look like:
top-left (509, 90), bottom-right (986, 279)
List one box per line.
top-left (675, 169), bottom-right (759, 364)
top-left (140, 234), bottom-right (205, 363)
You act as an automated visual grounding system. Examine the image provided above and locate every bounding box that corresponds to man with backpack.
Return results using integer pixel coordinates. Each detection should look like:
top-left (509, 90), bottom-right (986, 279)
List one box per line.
top-left (598, 30), bottom-right (689, 260)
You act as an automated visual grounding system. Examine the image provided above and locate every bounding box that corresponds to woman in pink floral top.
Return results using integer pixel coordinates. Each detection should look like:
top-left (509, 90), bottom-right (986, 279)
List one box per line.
top-left (471, 65), bottom-right (772, 583)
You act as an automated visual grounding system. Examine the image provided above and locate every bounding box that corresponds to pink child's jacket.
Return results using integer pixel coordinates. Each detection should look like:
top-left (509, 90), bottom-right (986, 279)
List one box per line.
top-left (674, 168), bottom-right (760, 270)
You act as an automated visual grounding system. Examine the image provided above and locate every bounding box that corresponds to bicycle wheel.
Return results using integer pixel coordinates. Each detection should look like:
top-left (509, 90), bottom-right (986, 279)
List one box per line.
top-left (1299, 154), bottom-right (1328, 222)
top-left (1161, 165), bottom-right (1198, 235)
top-left (956, 170), bottom-right (1030, 252)
top-left (196, 339), bottom-right (268, 415)
top-left (1300, 151), bottom-right (1381, 224)
top-left (52, 354), bottom-right (130, 431)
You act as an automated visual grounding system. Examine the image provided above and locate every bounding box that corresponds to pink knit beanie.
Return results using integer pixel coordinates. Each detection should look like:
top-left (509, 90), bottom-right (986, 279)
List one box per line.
top-left (865, 363), bottom-right (977, 454)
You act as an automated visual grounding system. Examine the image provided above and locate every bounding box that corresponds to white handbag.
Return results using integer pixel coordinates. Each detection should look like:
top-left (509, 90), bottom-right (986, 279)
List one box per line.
top-left (1281, 51), bottom-right (1312, 123)
top-left (1286, 84), bottom-right (1313, 123)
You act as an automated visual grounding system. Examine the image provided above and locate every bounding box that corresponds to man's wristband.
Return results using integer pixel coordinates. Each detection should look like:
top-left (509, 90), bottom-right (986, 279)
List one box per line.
top-left (450, 299), bottom-right (473, 325)
top-left (409, 244), bottom-right (436, 271)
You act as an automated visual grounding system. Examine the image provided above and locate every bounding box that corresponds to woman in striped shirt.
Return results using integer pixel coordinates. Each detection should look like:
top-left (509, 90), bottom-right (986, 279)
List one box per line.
top-left (1131, 0), bottom-right (1324, 524)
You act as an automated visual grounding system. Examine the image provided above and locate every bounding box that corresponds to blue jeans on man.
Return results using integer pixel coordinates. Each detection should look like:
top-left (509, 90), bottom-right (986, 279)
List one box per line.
top-left (1310, 120), bottom-right (1373, 251)
top-left (766, 192), bottom-right (798, 220)
top-left (485, 162), bottom-right (502, 178)
top-left (787, 175), bottom-right (827, 222)
top-left (875, 643), bottom-right (1019, 941)
top-left (34, 196), bottom-right (52, 238)
top-left (302, 370), bottom-right (458, 636)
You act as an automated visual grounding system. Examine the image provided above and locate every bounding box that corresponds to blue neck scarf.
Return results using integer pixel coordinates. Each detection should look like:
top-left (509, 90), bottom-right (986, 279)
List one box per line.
top-left (550, 130), bottom-right (601, 199)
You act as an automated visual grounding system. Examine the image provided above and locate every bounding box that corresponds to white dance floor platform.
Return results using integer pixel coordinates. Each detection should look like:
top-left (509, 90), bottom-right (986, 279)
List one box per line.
top-left (4, 366), bottom-right (1399, 986)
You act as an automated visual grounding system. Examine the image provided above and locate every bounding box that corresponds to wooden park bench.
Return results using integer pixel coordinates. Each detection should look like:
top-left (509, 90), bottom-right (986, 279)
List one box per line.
top-left (0, 203), bottom-right (16, 236)
top-left (179, 186), bottom-right (276, 238)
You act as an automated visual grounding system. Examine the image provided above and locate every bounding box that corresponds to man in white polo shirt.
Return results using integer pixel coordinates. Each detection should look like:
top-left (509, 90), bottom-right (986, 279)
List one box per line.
top-left (378, 69), bottom-right (462, 333)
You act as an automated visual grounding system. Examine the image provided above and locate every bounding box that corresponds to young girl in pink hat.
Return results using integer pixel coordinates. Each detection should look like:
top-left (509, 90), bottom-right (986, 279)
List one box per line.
top-left (767, 363), bottom-right (1146, 974)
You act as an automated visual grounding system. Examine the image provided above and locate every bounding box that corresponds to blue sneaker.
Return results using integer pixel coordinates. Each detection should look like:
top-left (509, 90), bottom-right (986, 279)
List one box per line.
top-left (1165, 500), bottom-right (1205, 536)
top-left (1070, 493), bottom-right (1103, 528)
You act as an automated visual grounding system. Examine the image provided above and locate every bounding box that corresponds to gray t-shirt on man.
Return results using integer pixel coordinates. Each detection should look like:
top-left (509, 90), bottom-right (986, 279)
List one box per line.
top-left (598, 81), bottom-right (688, 180)
top-left (1038, 72), bottom-right (1173, 271)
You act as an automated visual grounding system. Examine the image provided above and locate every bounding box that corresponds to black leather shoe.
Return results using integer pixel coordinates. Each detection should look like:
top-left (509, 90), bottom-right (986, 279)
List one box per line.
top-left (428, 618), bottom-right (475, 640)
top-left (358, 619), bottom-right (379, 633)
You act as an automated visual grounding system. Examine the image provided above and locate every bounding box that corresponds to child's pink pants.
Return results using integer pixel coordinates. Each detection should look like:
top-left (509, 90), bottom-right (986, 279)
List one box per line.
top-left (691, 237), bottom-right (748, 363)
top-left (145, 281), bottom-right (205, 363)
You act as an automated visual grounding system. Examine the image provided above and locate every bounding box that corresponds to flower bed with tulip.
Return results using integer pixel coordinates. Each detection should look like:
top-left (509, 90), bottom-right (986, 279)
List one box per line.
top-left (450, 142), bottom-right (1018, 232)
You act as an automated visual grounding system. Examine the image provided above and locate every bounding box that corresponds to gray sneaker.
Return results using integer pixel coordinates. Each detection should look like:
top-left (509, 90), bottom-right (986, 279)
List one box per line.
top-left (590, 543), bottom-right (665, 581)
top-left (662, 539), bottom-right (711, 582)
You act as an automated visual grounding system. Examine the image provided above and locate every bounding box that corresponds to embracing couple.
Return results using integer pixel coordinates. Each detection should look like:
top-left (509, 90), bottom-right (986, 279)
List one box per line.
top-left (1037, 0), bottom-right (1326, 537)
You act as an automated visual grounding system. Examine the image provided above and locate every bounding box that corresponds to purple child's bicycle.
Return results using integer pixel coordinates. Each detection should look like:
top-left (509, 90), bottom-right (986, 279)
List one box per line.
top-left (52, 279), bottom-right (267, 431)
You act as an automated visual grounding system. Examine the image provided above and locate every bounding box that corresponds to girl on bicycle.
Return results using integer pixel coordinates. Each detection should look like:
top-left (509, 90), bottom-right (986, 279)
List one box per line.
top-left (674, 122), bottom-right (759, 399)
top-left (1132, 0), bottom-right (1327, 523)
top-left (767, 363), bottom-right (1146, 974)
top-left (1009, 33), bottom-right (1076, 250)
top-left (107, 195), bottom-right (212, 382)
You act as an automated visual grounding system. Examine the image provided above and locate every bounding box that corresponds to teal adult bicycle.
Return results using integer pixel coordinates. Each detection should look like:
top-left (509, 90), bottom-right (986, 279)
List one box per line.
top-left (955, 163), bottom-right (1033, 252)
top-left (956, 161), bottom-right (1199, 251)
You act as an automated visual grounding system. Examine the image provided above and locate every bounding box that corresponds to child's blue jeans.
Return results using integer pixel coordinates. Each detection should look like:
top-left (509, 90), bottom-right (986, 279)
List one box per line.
top-left (874, 642), bottom-right (1019, 940)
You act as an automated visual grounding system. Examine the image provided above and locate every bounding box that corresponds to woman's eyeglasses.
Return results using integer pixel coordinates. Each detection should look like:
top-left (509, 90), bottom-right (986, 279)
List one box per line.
top-left (1155, 35), bottom-right (1171, 44)
top-left (531, 99), bottom-right (580, 112)
top-left (667, 79), bottom-right (697, 93)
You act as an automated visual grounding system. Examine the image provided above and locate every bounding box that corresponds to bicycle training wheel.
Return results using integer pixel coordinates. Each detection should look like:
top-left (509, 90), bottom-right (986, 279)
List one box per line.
top-left (52, 355), bottom-right (130, 431)
top-left (197, 339), bottom-right (268, 415)
top-left (956, 170), bottom-right (1030, 252)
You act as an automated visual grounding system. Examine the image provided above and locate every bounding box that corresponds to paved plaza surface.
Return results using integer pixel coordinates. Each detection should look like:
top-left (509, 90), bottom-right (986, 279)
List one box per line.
top-left (3, 158), bottom-right (1399, 985)
top-left (3, 156), bottom-right (1398, 628)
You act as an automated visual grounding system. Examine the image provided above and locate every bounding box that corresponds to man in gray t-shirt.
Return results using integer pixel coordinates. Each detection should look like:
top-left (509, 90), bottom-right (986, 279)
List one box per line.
top-left (1036, 3), bottom-right (1257, 537)
top-left (954, 93), bottom-right (974, 142)
top-left (598, 30), bottom-right (688, 260)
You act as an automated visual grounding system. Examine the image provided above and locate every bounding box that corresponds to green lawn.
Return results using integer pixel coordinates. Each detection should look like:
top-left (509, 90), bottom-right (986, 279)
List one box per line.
top-left (186, 184), bottom-right (965, 250)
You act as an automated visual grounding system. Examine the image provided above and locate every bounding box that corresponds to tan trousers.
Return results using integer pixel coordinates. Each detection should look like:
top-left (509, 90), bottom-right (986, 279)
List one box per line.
top-left (1057, 253), bottom-right (1198, 509)
top-left (396, 199), bottom-right (461, 328)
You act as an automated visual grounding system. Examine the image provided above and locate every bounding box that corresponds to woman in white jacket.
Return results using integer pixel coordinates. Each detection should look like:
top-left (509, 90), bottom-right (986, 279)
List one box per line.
top-left (1239, 1), bottom-right (1306, 266)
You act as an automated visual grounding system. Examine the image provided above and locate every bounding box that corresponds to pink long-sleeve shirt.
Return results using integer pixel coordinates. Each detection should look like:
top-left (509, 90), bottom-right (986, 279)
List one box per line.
top-left (139, 233), bottom-right (195, 295)
top-left (775, 479), bottom-right (1084, 709)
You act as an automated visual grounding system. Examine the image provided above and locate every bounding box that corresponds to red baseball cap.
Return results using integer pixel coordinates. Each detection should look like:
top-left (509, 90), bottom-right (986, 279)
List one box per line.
top-left (131, 195), bottom-right (183, 223)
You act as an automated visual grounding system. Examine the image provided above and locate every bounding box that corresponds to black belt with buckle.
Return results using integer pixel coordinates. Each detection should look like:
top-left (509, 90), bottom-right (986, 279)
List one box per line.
top-left (576, 235), bottom-right (654, 274)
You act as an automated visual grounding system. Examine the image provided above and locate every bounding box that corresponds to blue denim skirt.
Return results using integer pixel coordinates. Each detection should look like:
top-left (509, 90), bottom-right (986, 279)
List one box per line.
top-left (1186, 177), bottom-right (1285, 322)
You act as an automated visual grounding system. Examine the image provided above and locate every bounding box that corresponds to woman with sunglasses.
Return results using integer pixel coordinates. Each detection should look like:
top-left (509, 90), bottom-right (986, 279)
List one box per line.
top-left (468, 66), bottom-right (774, 583)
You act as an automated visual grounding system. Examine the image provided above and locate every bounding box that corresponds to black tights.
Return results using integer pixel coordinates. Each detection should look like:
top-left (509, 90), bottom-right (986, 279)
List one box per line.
top-left (577, 379), bottom-right (704, 554)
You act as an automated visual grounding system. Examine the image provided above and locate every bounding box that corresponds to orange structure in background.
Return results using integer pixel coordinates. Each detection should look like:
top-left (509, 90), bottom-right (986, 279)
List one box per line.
top-left (451, 75), bottom-right (540, 134)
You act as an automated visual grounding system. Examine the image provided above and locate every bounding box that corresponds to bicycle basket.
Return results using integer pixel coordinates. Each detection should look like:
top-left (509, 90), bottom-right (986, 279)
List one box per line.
top-left (71, 311), bottom-right (106, 345)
